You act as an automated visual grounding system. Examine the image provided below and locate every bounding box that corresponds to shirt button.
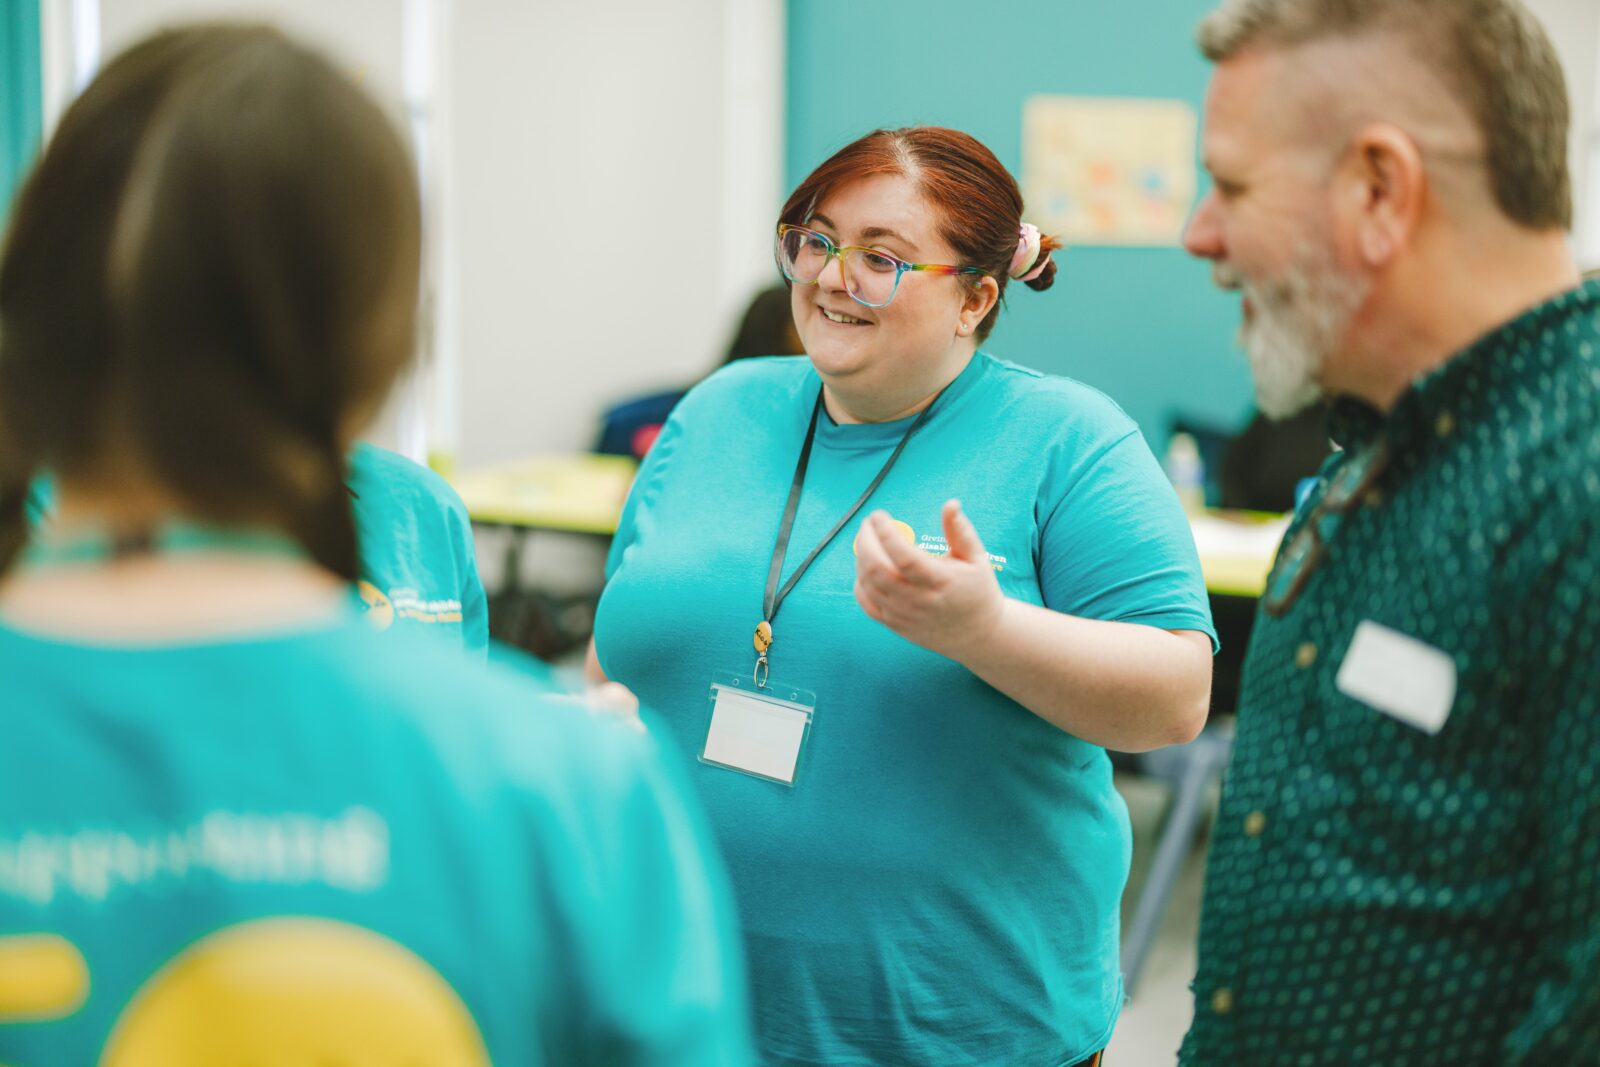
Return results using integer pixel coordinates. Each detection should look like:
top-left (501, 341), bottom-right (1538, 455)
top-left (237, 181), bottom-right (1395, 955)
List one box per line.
top-left (1295, 642), bottom-right (1318, 669)
top-left (1364, 487), bottom-right (1383, 508)
top-left (1212, 987), bottom-right (1235, 1015)
top-left (1244, 811), bottom-right (1267, 837)
top-left (1435, 411), bottom-right (1455, 438)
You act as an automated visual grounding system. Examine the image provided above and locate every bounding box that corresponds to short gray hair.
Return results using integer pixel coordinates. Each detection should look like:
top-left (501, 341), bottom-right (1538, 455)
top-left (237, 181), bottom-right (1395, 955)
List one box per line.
top-left (1196, 0), bottom-right (1571, 230)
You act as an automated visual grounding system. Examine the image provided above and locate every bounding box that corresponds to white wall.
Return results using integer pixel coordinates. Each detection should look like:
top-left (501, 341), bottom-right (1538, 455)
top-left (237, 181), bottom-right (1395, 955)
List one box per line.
top-left (1525, 0), bottom-right (1600, 260)
top-left (72, 0), bottom-right (785, 468)
top-left (98, 0), bottom-right (407, 113)
top-left (446, 0), bottom-right (783, 466)
top-left (1588, 24), bottom-right (1600, 267)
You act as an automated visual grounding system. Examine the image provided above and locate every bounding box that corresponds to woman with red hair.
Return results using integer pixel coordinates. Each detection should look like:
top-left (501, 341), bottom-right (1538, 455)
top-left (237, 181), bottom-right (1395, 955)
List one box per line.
top-left (595, 126), bottom-right (1215, 1066)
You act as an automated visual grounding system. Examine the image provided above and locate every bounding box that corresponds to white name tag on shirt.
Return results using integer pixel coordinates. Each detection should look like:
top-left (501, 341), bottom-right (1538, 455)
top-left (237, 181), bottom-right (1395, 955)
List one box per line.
top-left (702, 677), bottom-right (815, 786)
top-left (1335, 620), bottom-right (1457, 734)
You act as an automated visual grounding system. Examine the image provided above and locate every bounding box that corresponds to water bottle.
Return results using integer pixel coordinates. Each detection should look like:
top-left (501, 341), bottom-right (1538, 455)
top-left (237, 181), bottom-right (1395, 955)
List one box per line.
top-left (1165, 431), bottom-right (1206, 514)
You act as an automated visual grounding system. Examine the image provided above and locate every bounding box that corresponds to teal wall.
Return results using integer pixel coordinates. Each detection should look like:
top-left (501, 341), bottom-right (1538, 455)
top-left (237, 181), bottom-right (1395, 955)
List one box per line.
top-left (1, 0), bottom-right (43, 225)
top-left (785, 0), bottom-right (1255, 450)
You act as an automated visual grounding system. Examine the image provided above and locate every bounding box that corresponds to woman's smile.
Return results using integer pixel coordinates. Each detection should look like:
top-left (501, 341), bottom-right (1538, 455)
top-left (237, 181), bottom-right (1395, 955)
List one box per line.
top-left (817, 304), bottom-right (873, 327)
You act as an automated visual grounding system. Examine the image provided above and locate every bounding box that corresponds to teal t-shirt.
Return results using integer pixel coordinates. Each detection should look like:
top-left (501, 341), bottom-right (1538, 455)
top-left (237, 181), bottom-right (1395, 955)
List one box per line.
top-left (595, 353), bottom-right (1215, 1065)
top-left (0, 612), bottom-right (749, 1065)
top-left (348, 443), bottom-right (489, 657)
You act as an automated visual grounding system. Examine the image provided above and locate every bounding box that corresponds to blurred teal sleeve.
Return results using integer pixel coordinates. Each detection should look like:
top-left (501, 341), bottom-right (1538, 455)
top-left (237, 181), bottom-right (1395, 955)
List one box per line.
top-left (536, 721), bottom-right (752, 1065)
top-left (451, 496), bottom-right (490, 659)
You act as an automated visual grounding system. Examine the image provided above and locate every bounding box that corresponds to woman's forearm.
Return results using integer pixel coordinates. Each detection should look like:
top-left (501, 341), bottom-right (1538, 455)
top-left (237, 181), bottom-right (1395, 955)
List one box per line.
top-left (955, 600), bottom-right (1212, 752)
top-left (853, 505), bottom-right (1212, 751)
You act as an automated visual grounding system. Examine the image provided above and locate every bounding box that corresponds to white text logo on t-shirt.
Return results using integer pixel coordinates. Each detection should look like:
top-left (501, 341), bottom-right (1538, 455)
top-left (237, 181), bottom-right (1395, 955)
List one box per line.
top-left (919, 533), bottom-right (1007, 572)
top-left (357, 581), bottom-right (462, 630)
top-left (386, 587), bottom-right (465, 626)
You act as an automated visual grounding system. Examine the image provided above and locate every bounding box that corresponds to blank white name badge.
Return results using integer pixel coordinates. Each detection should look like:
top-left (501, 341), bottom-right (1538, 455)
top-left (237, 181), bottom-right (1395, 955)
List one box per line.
top-left (701, 672), bottom-right (817, 787)
top-left (1335, 620), bottom-right (1458, 734)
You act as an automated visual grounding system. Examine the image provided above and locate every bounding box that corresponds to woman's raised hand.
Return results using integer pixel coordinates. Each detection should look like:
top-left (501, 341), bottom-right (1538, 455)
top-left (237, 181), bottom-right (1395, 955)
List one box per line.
top-left (853, 501), bottom-right (1004, 662)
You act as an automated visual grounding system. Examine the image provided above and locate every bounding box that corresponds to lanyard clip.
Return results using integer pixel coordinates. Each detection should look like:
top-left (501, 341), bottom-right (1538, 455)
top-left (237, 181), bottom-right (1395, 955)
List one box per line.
top-left (753, 655), bottom-right (770, 689)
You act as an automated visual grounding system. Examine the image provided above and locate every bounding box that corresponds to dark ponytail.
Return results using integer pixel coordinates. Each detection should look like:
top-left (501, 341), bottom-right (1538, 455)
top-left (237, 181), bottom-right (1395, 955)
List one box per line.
top-left (0, 24), bottom-right (420, 581)
top-left (0, 483), bottom-right (30, 576)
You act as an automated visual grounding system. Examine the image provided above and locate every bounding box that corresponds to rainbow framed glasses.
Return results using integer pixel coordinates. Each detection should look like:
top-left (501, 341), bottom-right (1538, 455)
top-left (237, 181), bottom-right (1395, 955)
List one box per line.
top-left (1262, 441), bottom-right (1391, 617)
top-left (775, 223), bottom-right (989, 309)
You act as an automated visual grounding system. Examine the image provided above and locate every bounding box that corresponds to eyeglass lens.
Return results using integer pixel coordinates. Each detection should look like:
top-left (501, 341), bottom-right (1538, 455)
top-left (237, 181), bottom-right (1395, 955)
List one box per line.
top-left (779, 228), bottom-right (901, 308)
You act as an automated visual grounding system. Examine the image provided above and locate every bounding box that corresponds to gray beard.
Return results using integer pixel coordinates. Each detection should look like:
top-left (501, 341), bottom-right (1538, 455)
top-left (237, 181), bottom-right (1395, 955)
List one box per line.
top-left (1234, 248), bottom-right (1368, 420)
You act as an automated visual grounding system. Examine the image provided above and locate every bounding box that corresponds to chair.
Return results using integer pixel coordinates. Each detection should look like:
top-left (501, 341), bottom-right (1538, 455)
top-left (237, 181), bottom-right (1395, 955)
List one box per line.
top-left (1113, 410), bottom-right (1324, 996)
top-left (1119, 721), bottom-right (1235, 996)
top-left (594, 389), bottom-right (686, 460)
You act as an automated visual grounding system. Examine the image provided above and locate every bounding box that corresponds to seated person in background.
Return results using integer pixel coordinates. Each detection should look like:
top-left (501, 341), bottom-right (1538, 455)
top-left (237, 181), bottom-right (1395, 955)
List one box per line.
top-left (0, 24), bottom-right (746, 1066)
top-left (596, 285), bottom-right (804, 459)
top-left (722, 284), bottom-right (805, 363)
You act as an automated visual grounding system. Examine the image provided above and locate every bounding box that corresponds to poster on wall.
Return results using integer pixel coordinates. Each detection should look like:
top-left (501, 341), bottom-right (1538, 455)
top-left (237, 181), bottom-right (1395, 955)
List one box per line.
top-left (1022, 96), bottom-right (1198, 247)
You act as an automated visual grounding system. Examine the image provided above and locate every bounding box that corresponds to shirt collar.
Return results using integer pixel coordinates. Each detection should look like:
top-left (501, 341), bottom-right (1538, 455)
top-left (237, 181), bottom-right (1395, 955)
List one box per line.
top-left (812, 350), bottom-right (989, 453)
top-left (1325, 278), bottom-right (1600, 455)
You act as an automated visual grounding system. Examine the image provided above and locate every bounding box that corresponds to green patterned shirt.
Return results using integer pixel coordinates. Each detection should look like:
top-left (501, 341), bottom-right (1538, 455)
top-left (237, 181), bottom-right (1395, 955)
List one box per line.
top-left (1181, 281), bottom-right (1600, 1065)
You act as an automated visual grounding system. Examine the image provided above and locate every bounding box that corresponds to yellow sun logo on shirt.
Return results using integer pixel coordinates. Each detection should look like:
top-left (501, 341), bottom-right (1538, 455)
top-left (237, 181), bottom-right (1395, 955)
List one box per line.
top-left (852, 519), bottom-right (915, 555)
top-left (355, 580), bottom-right (394, 631)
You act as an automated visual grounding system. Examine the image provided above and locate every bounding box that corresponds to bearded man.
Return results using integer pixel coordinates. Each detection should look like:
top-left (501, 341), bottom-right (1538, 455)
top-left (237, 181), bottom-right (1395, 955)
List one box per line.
top-left (1179, 1), bottom-right (1599, 1063)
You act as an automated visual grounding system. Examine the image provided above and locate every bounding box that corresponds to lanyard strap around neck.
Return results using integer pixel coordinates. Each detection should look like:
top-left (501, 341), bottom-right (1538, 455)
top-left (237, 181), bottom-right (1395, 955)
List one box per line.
top-left (762, 384), bottom-right (944, 627)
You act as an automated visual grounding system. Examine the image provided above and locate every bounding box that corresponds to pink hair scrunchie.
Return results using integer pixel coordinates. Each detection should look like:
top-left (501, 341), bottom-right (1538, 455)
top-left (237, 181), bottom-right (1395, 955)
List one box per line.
top-left (1008, 223), bottom-right (1051, 282)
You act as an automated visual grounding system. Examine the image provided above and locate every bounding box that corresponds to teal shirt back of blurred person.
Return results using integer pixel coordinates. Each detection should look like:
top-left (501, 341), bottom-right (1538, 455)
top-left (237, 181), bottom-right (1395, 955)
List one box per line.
top-left (25, 443), bottom-right (490, 657)
top-left (0, 612), bottom-right (750, 1064)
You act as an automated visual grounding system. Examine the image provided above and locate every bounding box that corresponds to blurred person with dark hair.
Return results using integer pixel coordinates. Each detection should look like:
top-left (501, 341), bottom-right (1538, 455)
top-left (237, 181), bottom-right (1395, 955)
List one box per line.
top-left (722, 285), bottom-right (803, 364)
top-left (0, 24), bottom-right (747, 1065)
top-left (1181, 0), bottom-right (1598, 1062)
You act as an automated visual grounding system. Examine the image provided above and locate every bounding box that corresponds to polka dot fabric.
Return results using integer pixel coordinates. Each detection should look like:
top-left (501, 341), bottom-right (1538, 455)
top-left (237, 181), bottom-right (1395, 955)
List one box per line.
top-left (1180, 281), bottom-right (1600, 1066)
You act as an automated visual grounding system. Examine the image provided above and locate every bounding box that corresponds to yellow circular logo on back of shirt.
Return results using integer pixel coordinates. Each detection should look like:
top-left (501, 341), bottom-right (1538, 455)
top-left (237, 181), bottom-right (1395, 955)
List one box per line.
top-left (355, 581), bottom-right (394, 631)
top-left (101, 918), bottom-right (488, 1066)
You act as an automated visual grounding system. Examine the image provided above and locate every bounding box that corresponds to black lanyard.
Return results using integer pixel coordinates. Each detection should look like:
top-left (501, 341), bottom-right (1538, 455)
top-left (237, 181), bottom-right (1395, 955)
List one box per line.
top-left (753, 384), bottom-right (944, 684)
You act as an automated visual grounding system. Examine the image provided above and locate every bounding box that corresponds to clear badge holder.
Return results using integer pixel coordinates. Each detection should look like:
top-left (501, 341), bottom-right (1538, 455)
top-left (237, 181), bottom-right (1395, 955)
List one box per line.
top-left (700, 670), bottom-right (817, 788)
